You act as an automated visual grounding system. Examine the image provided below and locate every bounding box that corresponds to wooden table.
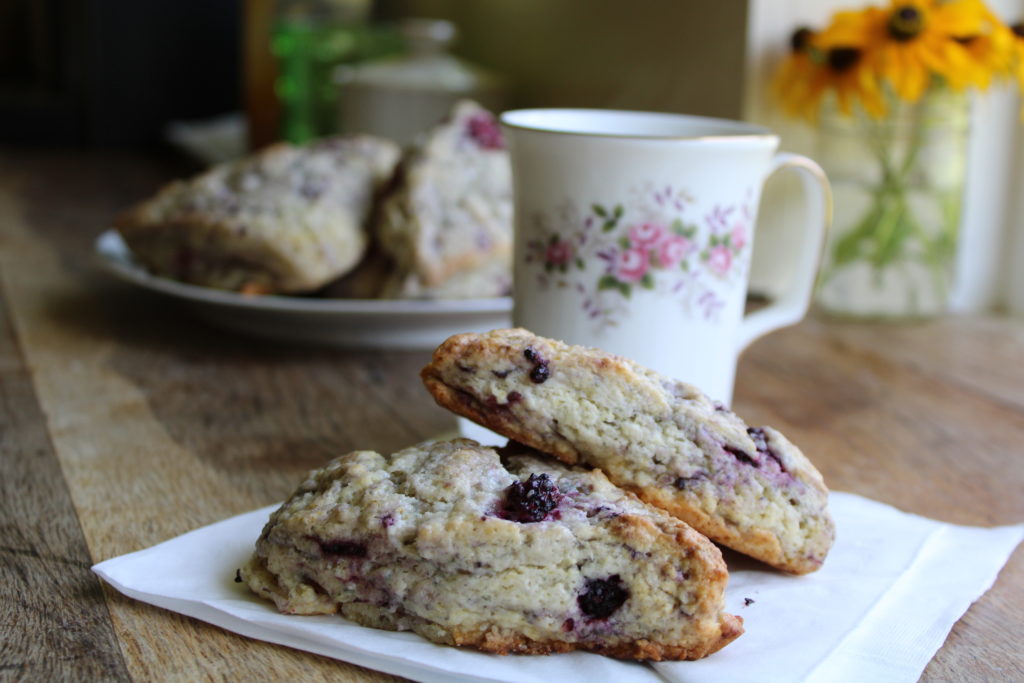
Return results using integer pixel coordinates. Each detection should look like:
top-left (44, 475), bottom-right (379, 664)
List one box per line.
top-left (2, 150), bottom-right (1021, 681)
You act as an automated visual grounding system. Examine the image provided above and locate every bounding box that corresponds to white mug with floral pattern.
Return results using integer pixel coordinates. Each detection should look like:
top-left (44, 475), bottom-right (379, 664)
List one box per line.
top-left (500, 108), bottom-right (830, 405)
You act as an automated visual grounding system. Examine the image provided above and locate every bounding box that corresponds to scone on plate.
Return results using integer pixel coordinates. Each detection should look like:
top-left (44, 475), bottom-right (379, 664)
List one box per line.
top-left (114, 135), bottom-right (400, 294)
top-left (242, 438), bottom-right (743, 660)
top-left (421, 329), bottom-right (836, 575)
top-left (373, 100), bottom-right (513, 299)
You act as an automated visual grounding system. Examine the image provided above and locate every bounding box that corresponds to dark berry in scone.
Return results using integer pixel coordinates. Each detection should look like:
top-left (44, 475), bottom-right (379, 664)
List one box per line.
top-left (241, 438), bottom-right (742, 660)
top-left (114, 135), bottom-right (400, 294)
top-left (420, 329), bottom-right (836, 575)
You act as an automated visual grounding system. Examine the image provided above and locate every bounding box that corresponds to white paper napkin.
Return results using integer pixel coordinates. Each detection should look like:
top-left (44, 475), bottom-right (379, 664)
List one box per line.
top-left (93, 492), bottom-right (1022, 683)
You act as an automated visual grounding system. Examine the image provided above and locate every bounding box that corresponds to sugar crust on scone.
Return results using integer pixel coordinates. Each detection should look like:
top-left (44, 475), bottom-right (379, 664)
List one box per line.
top-left (242, 439), bottom-right (742, 660)
top-left (421, 329), bottom-right (836, 575)
top-left (115, 135), bottom-right (400, 294)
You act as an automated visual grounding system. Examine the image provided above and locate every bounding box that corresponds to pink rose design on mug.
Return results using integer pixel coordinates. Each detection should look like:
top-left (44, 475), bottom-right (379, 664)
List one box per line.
top-left (656, 234), bottom-right (692, 268)
top-left (706, 244), bottom-right (733, 275)
top-left (614, 247), bottom-right (649, 283)
top-left (628, 222), bottom-right (666, 248)
top-left (731, 223), bottom-right (748, 251)
top-left (545, 240), bottom-right (573, 267)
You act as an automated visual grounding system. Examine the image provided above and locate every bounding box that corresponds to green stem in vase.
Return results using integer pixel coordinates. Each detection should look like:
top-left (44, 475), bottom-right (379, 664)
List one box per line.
top-left (820, 91), bottom-right (962, 310)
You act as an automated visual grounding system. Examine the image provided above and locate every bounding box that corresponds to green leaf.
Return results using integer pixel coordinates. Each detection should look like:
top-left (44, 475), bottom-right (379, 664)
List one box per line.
top-left (671, 218), bottom-right (685, 235)
top-left (640, 272), bottom-right (654, 289)
top-left (592, 204), bottom-right (608, 218)
top-left (575, 258), bottom-right (585, 270)
top-left (602, 220), bottom-right (616, 233)
top-left (544, 262), bottom-right (553, 273)
top-left (618, 236), bottom-right (631, 250)
top-left (613, 204), bottom-right (624, 218)
top-left (559, 263), bottom-right (568, 273)
top-left (598, 274), bottom-right (619, 291)
top-left (618, 282), bottom-right (632, 298)
top-left (681, 260), bottom-right (689, 272)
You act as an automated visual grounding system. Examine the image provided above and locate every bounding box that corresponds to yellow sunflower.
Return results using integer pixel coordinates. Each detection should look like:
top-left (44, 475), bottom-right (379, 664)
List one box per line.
top-left (775, 22), bottom-right (887, 120)
top-left (775, 1), bottom-right (1016, 120)
top-left (947, 0), bottom-right (1015, 88)
top-left (1012, 22), bottom-right (1024, 88)
top-left (804, 9), bottom-right (889, 118)
top-left (823, 0), bottom-right (989, 101)
top-left (775, 27), bottom-right (824, 119)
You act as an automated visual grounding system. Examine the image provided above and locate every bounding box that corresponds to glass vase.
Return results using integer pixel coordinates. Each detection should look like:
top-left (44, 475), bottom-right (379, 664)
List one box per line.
top-left (814, 90), bottom-right (969, 319)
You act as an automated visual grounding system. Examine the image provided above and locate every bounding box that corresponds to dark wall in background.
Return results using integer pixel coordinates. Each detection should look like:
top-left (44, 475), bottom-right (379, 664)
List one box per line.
top-left (0, 0), bottom-right (241, 147)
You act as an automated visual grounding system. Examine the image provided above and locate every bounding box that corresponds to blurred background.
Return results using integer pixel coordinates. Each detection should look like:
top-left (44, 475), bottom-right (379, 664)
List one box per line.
top-left (0, 0), bottom-right (748, 148)
top-left (1, 0), bottom-right (1021, 313)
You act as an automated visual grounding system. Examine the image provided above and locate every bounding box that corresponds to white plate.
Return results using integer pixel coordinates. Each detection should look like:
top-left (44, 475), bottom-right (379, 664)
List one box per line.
top-left (94, 230), bottom-right (512, 349)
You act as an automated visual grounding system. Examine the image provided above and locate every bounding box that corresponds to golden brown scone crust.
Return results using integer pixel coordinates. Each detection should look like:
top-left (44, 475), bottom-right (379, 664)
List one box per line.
top-left (422, 329), bottom-right (835, 574)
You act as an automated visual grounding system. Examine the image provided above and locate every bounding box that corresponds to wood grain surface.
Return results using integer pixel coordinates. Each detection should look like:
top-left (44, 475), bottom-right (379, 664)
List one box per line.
top-left (1, 150), bottom-right (1021, 682)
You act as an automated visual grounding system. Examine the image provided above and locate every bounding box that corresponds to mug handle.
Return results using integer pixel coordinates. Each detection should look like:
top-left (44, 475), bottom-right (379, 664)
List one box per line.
top-left (735, 152), bottom-right (831, 352)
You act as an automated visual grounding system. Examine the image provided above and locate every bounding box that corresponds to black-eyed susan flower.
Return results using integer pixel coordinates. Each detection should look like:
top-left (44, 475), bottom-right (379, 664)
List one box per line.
top-left (774, 27), bottom-right (826, 119)
top-left (1012, 22), bottom-right (1024, 88)
top-left (776, 0), bottom-right (1017, 119)
top-left (775, 22), bottom-right (887, 119)
top-left (860, 1), bottom-right (987, 100)
top-left (946, 0), bottom-right (1016, 88)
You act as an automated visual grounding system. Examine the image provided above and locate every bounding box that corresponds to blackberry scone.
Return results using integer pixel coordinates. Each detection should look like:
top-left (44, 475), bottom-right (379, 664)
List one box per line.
top-left (373, 100), bottom-right (512, 299)
top-left (421, 329), bottom-right (835, 575)
top-left (114, 135), bottom-right (400, 294)
top-left (241, 438), bottom-right (742, 660)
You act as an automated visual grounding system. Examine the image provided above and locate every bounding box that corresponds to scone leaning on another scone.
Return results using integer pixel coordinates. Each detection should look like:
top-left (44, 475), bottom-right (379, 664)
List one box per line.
top-left (373, 100), bottom-right (513, 299)
top-left (421, 329), bottom-right (836, 575)
top-left (242, 439), bottom-right (743, 660)
top-left (115, 135), bottom-right (400, 294)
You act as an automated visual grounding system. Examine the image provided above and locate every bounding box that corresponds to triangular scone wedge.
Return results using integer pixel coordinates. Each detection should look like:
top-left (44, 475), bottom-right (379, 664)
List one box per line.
top-left (242, 439), bottom-right (742, 660)
top-left (115, 135), bottom-right (400, 294)
top-left (373, 100), bottom-right (513, 298)
top-left (421, 329), bottom-right (835, 575)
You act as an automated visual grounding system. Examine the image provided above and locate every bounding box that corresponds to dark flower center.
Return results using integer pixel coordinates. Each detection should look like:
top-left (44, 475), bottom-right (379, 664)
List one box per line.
top-left (790, 27), bottom-right (813, 53)
top-left (887, 5), bottom-right (925, 42)
top-left (1012, 23), bottom-right (1024, 39)
top-left (827, 47), bottom-right (861, 72)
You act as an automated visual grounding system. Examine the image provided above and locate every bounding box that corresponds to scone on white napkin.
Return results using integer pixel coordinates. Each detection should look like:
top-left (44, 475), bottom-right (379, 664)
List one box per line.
top-left (93, 491), bottom-right (1022, 683)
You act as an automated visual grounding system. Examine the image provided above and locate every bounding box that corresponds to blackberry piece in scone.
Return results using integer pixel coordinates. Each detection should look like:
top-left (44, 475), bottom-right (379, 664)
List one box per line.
top-left (114, 135), bottom-right (400, 294)
top-left (241, 439), bottom-right (742, 660)
top-left (373, 100), bottom-right (512, 299)
top-left (421, 329), bottom-right (836, 575)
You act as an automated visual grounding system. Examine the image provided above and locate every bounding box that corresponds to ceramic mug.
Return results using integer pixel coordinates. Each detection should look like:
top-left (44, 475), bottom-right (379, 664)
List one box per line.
top-left (500, 108), bottom-right (831, 405)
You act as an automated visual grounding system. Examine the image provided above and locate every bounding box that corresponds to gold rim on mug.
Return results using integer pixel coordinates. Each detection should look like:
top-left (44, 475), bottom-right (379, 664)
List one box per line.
top-left (499, 108), bottom-right (778, 142)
